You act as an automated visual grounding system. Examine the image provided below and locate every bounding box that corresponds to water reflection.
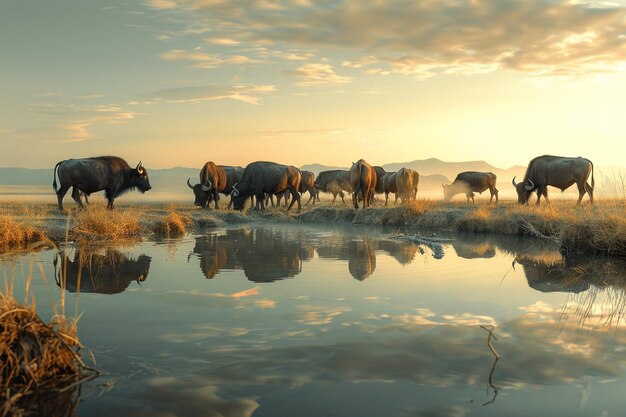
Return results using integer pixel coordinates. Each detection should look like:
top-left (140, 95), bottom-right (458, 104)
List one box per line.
top-left (189, 229), bottom-right (315, 282)
top-left (54, 248), bottom-right (151, 294)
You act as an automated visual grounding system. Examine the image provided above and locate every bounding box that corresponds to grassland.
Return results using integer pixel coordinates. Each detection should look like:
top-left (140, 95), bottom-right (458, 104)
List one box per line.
top-left (0, 197), bottom-right (623, 257)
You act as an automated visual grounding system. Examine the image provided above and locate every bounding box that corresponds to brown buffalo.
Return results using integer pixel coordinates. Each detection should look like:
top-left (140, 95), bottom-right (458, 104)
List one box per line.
top-left (349, 159), bottom-right (377, 209)
top-left (395, 168), bottom-right (416, 203)
top-left (187, 161), bottom-right (228, 209)
top-left (512, 155), bottom-right (594, 205)
top-left (381, 172), bottom-right (398, 206)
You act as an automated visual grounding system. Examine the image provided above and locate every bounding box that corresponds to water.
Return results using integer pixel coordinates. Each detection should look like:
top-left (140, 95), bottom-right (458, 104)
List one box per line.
top-left (4, 224), bottom-right (626, 417)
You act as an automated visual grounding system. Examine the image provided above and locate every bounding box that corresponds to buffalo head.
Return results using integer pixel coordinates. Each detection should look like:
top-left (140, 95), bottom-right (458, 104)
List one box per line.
top-left (132, 161), bottom-right (152, 193)
top-left (512, 176), bottom-right (534, 204)
top-left (187, 178), bottom-right (213, 208)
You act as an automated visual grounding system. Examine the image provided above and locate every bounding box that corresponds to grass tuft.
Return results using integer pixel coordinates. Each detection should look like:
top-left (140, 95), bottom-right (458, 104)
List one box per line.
top-left (72, 206), bottom-right (141, 240)
top-left (0, 215), bottom-right (48, 252)
top-left (0, 290), bottom-right (97, 416)
top-left (152, 211), bottom-right (193, 238)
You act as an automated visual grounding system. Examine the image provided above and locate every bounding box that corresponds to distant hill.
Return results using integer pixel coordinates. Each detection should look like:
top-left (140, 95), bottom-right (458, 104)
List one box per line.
top-left (0, 168), bottom-right (54, 186)
top-left (299, 164), bottom-right (348, 176)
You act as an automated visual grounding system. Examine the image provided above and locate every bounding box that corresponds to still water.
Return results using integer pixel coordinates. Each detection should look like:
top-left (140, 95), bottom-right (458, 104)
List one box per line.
top-left (4, 224), bottom-right (626, 417)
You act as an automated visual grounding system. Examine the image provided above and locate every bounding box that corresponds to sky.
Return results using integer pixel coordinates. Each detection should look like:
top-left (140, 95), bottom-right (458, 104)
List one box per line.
top-left (1, 0), bottom-right (626, 170)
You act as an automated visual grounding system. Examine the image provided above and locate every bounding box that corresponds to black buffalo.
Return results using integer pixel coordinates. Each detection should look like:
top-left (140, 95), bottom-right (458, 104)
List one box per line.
top-left (443, 171), bottom-right (498, 203)
top-left (53, 156), bottom-right (151, 210)
top-left (512, 155), bottom-right (594, 205)
top-left (231, 161), bottom-right (302, 211)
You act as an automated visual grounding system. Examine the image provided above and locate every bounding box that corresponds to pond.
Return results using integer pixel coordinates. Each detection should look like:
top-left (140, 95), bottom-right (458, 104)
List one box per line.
top-left (4, 224), bottom-right (626, 417)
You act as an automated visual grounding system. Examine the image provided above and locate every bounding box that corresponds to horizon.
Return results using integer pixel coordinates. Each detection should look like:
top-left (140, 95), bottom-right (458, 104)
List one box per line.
top-left (3, 1), bottom-right (626, 169)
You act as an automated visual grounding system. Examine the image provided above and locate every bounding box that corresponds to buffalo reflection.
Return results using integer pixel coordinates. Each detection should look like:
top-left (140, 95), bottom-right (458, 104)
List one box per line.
top-left (54, 248), bottom-right (151, 294)
top-left (189, 229), bottom-right (314, 282)
top-left (452, 234), bottom-right (626, 294)
top-left (189, 229), bottom-right (423, 281)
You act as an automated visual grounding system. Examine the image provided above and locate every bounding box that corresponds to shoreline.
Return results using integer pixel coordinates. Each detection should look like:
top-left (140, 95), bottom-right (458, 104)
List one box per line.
top-left (0, 199), bottom-right (624, 258)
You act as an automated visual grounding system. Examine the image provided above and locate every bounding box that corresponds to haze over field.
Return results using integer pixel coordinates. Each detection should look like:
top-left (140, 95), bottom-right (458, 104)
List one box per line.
top-left (2, 0), bottom-right (626, 171)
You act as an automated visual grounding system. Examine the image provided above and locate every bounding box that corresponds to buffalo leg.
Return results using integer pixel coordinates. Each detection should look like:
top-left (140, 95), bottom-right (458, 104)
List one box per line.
top-left (305, 190), bottom-right (315, 206)
top-left (385, 192), bottom-right (389, 206)
top-left (353, 191), bottom-right (359, 209)
top-left (584, 182), bottom-right (594, 204)
top-left (212, 189), bottom-right (220, 209)
top-left (56, 184), bottom-right (71, 211)
top-left (339, 191), bottom-right (345, 205)
top-left (71, 187), bottom-right (85, 208)
top-left (287, 188), bottom-right (301, 211)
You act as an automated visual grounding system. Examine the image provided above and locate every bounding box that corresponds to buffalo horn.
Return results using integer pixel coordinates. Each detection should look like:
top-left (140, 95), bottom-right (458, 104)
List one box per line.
top-left (511, 176), bottom-right (518, 187)
top-left (524, 179), bottom-right (534, 190)
top-left (187, 178), bottom-right (194, 189)
top-left (232, 183), bottom-right (239, 197)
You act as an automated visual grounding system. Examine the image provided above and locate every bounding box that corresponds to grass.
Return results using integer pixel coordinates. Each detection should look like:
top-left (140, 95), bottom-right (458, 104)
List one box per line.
top-left (152, 211), bottom-right (193, 238)
top-left (1, 282), bottom-right (97, 416)
top-left (72, 205), bottom-right (142, 240)
top-left (0, 214), bottom-right (49, 252)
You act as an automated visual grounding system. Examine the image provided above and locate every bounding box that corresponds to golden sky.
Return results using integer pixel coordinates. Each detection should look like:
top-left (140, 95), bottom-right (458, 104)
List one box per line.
top-left (1, 0), bottom-right (626, 169)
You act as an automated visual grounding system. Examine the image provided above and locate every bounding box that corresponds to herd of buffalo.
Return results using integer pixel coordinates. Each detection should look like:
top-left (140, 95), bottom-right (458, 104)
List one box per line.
top-left (52, 154), bottom-right (595, 211)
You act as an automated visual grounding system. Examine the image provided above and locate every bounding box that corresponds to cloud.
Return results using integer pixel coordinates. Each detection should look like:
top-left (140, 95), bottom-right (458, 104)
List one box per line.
top-left (160, 49), bottom-right (256, 68)
top-left (283, 63), bottom-right (353, 85)
top-left (26, 101), bottom-right (139, 142)
top-left (145, 0), bottom-right (626, 79)
top-left (128, 376), bottom-right (259, 417)
top-left (133, 84), bottom-right (275, 105)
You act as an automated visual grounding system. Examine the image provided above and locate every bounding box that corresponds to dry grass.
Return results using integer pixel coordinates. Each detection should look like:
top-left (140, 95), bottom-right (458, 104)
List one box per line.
top-left (72, 205), bottom-right (142, 240)
top-left (0, 287), bottom-right (97, 417)
top-left (0, 215), bottom-right (49, 252)
top-left (152, 211), bottom-right (193, 238)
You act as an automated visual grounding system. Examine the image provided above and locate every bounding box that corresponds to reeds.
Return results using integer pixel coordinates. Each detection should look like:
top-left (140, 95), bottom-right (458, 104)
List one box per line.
top-left (0, 286), bottom-right (97, 417)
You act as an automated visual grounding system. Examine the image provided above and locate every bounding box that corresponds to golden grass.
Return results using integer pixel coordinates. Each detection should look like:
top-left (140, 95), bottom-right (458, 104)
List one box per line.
top-left (0, 215), bottom-right (48, 252)
top-left (0, 288), bottom-right (97, 416)
top-left (152, 211), bottom-right (193, 238)
top-left (72, 205), bottom-right (141, 240)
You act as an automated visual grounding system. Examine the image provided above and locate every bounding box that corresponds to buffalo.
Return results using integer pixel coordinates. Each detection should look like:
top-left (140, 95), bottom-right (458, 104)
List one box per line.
top-left (395, 168), bottom-right (416, 203)
top-left (443, 171), bottom-right (498, 203)
top-left (350, 159), bottom-right (376, 209)
top-left (53, 156), bottom-right (151, 211)
top-left (54, 249), bottom-right (151, 294)
top-left (381, 172), bottom-right (398, 205)
top-left (512, 155), bottom-right (594, 205)
top-left (187, 162), bottom-right (228, 209)
top-left (231, 161), bottom-right (302, 211)
top-left (314, 170), bottom-right (352, 204)
top-left (373, 166), bottom-right (387, 194)
top-left (276, 170), bottom-right (318, 207)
